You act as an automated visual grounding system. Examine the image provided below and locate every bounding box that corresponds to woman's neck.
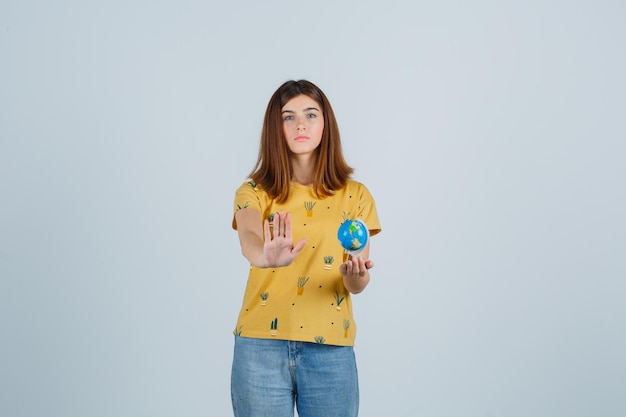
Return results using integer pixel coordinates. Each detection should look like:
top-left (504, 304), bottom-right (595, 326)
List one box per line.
top-left (291, 155), bottom-right (316, 186)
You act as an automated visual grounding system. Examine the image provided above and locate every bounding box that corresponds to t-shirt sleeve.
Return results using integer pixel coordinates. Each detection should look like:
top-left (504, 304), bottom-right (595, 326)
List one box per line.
top-left (357, 183), bottom-right (382, 237)
top-left (232, 181), bottom-right (263, 230)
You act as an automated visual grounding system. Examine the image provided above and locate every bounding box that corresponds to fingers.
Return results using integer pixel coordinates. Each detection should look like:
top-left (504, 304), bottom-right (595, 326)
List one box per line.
top-left (273, 211), bottom-right (283, 238)
top-left (263, 218), bottom-right (272, 241)
top-left (342, 256), bottom-right (370, 277)
top-left (271, 211), bottom-right (290, 238)
top-left (283, 211), bottom-right (293, 238)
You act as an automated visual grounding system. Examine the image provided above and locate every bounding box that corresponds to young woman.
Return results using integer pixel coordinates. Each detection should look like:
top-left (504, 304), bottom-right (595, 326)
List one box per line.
top-left (230, 80), bottom-right (381, 417)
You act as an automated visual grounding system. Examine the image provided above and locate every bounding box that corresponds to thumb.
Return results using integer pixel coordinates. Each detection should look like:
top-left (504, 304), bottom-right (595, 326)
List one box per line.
top-left (291, 238), bottom-right (307, 255)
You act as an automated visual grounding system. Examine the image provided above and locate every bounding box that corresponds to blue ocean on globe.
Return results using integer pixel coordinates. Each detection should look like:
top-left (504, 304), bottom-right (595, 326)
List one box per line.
top-left (337, 219), bottom-right (369, 253)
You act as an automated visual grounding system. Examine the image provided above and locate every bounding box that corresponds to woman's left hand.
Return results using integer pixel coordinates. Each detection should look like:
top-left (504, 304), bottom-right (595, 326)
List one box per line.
top-left (339, 256), bottom-right (373, 278)
top-left (340, 256), bottom-right (374, 294)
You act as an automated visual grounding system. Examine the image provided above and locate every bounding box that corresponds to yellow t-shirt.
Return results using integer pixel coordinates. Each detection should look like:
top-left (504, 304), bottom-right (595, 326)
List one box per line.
top-left (232, 179), bottom-right (381, 346)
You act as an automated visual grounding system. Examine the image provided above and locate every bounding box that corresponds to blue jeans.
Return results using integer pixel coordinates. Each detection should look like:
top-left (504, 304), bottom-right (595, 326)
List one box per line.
top-left (231, 336), bottom-right (359, 417)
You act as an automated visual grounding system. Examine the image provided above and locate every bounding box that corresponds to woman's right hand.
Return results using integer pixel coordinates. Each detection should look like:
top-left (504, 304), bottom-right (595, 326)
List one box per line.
top-left (235, 209), bottom-right (306, 268)
top-left (261, 211), bottom-right (307, 267)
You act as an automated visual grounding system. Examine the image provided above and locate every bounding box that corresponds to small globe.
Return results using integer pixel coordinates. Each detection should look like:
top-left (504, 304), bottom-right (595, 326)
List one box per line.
top-left (337, 219), bottom-right (369, 253)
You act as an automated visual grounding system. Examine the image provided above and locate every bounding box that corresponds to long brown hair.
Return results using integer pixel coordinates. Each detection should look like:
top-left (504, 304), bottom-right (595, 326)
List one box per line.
top-left (249, 80), bottom-right (353, 203)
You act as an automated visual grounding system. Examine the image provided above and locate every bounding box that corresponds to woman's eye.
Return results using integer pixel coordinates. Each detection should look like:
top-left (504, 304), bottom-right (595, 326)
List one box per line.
top-left (306, 113), bottom-right (317, 118)
top-left (284, 115), bottom-right (294, 121)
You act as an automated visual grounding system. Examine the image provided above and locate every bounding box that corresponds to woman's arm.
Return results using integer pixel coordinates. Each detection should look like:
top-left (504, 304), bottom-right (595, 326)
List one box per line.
top-left (235, 209), bottom-right (307, 268)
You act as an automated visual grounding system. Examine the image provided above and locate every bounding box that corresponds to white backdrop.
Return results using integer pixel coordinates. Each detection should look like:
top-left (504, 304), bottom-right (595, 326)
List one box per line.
top-left (1, 1), bottom-right (625, 416)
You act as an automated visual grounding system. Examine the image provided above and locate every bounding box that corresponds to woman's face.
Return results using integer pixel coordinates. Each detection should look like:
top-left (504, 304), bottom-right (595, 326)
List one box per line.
top-left (281, 94), bottom-right (324, 157)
